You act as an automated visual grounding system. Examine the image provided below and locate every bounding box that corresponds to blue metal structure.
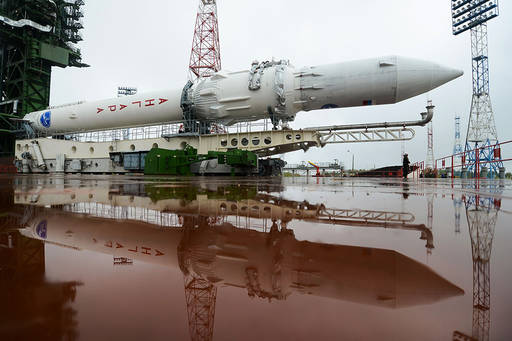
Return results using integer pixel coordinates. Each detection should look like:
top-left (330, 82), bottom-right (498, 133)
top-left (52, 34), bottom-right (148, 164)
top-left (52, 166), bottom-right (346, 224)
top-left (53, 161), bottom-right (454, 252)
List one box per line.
top-left (451, 0), bottom-right (504, 178)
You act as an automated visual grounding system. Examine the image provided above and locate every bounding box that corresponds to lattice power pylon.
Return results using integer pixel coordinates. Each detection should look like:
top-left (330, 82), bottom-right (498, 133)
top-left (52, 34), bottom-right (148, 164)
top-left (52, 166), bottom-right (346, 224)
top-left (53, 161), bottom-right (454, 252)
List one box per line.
top-left (189, 0), bottom-right (221, 80)
top-left (451, 1), bottom-right (503, 177)
top-left (426, 121), bottom-right (435, 169)
top-left (454, 116), bottom-right (464, 156)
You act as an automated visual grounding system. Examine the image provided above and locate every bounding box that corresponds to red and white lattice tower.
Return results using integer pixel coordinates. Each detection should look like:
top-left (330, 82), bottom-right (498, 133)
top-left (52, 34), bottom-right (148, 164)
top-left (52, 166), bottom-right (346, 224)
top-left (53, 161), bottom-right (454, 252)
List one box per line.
top-left (426, 121), bottom-right (435, 169)
top-left (189, 0), bottom-right (221, 80)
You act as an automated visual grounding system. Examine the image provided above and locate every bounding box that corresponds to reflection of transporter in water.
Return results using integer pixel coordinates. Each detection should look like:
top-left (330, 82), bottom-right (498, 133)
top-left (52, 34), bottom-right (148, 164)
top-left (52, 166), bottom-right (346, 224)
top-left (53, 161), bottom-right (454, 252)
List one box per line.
top-left (16, 184), bottom-right (447, 341)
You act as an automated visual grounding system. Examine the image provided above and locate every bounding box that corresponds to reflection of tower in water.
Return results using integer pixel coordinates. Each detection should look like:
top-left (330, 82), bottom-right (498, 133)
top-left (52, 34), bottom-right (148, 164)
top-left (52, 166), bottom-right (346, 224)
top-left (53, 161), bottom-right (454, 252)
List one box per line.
top-left (454, 182), bottom-right (502, 341)
top-left (453, 196), bottom-right (463, 234)
top-left (180, 216), bottom-right (218, 341)
top-left (467, 195), bottom-right (499, 341)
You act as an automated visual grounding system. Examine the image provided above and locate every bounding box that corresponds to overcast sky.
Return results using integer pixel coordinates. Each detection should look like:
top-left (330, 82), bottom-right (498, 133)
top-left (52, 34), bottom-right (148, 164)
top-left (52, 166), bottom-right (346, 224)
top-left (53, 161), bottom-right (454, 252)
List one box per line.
top-left (50, 0), bottom-right (512, 169)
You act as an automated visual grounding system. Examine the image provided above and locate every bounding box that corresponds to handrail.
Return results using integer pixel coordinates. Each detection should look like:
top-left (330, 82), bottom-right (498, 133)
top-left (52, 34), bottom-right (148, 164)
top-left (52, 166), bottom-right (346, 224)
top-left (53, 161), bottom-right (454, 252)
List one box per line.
top-left (414, 140), bottom-right (511, 179)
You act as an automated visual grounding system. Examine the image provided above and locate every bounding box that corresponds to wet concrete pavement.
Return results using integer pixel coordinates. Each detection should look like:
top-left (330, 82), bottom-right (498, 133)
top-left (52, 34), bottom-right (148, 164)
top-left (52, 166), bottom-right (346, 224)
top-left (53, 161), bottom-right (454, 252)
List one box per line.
top-left (1, 175), bottom-right (511, 340)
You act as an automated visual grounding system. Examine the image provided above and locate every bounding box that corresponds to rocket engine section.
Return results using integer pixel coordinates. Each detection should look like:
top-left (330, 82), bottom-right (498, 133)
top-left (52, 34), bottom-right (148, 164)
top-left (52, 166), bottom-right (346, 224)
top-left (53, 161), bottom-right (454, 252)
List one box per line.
top-left (187, 60), bottom-right (295, 126)
top-left (22, 56), bottom-right (463, 135)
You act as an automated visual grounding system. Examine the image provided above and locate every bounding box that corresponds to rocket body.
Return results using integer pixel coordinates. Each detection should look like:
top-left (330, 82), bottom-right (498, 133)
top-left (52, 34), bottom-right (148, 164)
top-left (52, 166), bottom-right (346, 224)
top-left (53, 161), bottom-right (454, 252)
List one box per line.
top-left (24, 56), bottom-right (463, 135)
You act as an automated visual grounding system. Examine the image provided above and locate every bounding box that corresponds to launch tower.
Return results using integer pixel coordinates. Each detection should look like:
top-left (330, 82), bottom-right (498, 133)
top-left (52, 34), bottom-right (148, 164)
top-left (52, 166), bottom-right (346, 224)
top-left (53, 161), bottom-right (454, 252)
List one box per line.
top-left (0, 0), bottom-right (88, 156)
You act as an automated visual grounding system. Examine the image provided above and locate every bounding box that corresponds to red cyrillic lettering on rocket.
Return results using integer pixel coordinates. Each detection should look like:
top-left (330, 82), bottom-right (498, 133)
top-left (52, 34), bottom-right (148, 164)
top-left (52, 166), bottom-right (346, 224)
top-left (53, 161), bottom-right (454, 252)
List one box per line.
top-left (97, 108), bottom-right (104, 114)
top-left (109, 105), bottom-right (117, 112)
top-left (141, 247), bottom-right (151, 255)
top-left (120, 104), bottom-right (127, 110)
top-left (105, 241), bottom-right (113, 248)
top-left (145, 99), bottom-right (155, 106)
top-left (155, 249), bottom-right (165, 257)
top-left (159, 98), bottom-right (168, 105)
top-left (132, 101), bottom-right (142, 108)
top-left (128, 246), bottom-right (138, 253)
top-left (116, 243), bottom-right (124, 249)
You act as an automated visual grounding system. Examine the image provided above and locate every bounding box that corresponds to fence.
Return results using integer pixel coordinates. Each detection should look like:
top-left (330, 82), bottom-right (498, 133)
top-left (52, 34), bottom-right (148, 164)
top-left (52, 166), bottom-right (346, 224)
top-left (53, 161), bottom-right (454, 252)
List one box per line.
top-left (411, 161), bottom-right (425, 179)
top-left (412, 140), bottom-right (511, 179)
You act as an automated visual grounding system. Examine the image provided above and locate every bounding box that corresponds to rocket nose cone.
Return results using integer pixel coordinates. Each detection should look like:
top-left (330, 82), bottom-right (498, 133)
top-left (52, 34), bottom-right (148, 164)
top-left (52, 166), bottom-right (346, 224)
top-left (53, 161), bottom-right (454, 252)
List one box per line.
top-left (395, 56), bottom-right (464, 102)
top-left (394, 253), bottom-right (465, 308)
top-left (436, 66), bottom-right (464, 84)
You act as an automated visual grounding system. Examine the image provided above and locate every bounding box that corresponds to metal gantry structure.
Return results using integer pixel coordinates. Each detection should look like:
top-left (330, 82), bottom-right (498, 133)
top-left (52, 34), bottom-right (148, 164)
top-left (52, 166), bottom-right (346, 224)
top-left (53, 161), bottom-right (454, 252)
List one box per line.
top-left (451, 0), bottom-right (503, 177)
top-left (0, 0), bottom-right (87, 156)
top-left (189, 0), bottom-right (221, 80)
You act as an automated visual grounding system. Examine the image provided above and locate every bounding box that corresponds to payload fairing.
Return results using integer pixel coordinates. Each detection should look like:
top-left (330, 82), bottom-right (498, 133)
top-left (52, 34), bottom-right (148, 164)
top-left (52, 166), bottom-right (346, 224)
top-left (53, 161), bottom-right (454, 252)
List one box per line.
top-left (24, 56), bottom-right (463, 135)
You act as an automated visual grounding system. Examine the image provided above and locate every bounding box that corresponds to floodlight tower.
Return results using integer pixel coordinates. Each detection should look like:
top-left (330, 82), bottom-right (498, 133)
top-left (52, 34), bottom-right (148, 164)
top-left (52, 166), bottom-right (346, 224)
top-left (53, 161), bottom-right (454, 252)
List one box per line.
top-left (451, 0), bottom-right (503, 177)
top-left (189, 0), bottom-right (221, 80)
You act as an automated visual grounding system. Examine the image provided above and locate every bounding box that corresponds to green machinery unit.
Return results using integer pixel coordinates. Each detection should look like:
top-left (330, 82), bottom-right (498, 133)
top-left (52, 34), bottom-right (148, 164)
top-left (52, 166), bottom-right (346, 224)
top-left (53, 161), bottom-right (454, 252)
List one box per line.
top-left (0, 0), bottom-right (88, 158)
top-left (144, 147), bottom-right (258, 176)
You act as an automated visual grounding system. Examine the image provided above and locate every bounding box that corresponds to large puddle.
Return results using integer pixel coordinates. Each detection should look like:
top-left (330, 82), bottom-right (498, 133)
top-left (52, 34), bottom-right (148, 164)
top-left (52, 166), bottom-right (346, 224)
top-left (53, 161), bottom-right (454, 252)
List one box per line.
top-left (1, 175), bottom-right (511, 340)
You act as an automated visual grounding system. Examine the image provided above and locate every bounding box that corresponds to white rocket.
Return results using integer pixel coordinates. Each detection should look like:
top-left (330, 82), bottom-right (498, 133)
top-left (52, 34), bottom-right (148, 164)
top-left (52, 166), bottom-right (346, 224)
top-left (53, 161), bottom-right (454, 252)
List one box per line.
top-left (23, 56), bottom-right (463, 134)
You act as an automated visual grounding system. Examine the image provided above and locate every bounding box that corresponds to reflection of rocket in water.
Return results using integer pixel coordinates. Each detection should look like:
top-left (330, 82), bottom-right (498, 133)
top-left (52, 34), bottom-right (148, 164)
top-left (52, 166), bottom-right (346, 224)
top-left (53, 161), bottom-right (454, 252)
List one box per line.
top-left (21, 209), bottom-right (463, 308)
